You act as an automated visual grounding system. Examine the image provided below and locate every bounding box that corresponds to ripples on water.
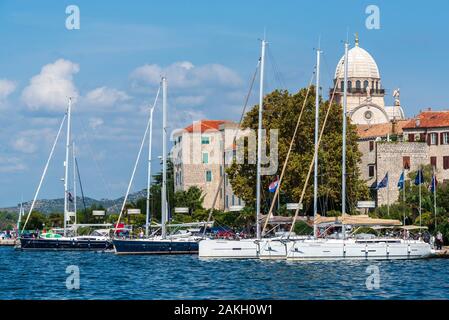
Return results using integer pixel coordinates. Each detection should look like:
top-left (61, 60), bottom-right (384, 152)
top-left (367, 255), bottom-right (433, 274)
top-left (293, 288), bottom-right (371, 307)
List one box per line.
top-left (1, 247), bottom-right (448, 300)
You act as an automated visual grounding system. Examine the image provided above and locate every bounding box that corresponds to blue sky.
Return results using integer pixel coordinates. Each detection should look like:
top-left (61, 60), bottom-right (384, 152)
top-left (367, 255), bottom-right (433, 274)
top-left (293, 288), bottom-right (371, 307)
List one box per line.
top-left (1, 0), bottom-right (448, 207)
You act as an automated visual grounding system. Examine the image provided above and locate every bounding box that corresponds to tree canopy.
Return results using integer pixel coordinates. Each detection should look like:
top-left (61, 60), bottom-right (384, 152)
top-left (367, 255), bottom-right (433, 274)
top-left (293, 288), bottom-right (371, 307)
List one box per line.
top-left (226, 87), bottom-right (369, 216)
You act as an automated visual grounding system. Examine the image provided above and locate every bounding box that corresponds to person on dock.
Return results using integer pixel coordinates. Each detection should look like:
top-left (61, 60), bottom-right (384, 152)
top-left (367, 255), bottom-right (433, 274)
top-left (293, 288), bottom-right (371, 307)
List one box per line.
top-left (436, 231), bottom-right (443, 250)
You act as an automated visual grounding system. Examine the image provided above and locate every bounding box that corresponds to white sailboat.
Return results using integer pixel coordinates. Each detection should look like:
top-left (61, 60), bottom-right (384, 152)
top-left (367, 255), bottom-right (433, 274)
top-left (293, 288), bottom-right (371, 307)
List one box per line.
top-left (259, 39), bottom-right (433, 261)
top-left (18, 98), bottom-right (112, 251)
top-left (113, 77), bottom-right (205, 255)
top-left (199, 38), bottom-right (268, 258)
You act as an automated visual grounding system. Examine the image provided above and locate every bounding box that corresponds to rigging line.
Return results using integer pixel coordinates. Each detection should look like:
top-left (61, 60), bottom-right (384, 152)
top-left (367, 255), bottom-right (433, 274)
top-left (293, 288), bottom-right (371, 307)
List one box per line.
top-left (21, 114), bottom-right (67, 233)
top-left (202, 58), bottom-right (261, 238)
top-left (287, 80), bottom-right (339, 239)
top-left (261, 68), bottom-right (316, 236)
top-left (75, 157), bottom-right (88, 223)
top-left (267, 46), bottom-right (286, 90)
top-left (114, 85), bottom-right (161, 231)
top-left (79, 120), bottom-right (114, 202)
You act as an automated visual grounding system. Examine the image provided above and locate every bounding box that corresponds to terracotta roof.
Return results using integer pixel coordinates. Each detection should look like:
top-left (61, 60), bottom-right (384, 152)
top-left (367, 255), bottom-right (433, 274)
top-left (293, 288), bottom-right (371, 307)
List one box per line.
top-left (183, 120), bottom-right (232, 133)
top-left (403, 111), bottom-right (449, 129)
top-left (356, 120), bottom-right (409, 139)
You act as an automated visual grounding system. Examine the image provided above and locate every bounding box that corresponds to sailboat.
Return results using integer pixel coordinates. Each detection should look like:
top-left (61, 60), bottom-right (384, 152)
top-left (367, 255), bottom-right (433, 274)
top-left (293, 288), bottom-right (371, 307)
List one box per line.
top-left (113, 77), bottom-right (204, 255)
top-left (198, 39), bottom-right (268, 258)
top-left (18, 98), bottom-right (112, 251)
top-left (259, 39), bottom-right (432, 260)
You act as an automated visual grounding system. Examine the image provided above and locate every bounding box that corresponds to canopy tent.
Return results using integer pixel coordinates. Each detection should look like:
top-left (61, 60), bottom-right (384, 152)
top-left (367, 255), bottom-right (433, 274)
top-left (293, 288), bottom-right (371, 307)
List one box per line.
top-left (313, 214), bottom-right (402, 227)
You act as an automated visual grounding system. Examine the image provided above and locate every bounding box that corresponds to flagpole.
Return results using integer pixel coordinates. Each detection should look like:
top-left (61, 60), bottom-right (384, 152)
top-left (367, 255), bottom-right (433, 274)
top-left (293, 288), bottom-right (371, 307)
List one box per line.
top-left (403, 170), bottom-right (406, 239)
top-left (419, 167), bottom-right (422, 233)
top-left (433, 166), bottom-right (437, 231)
top-left (387, 171), bottom-right (390, 216)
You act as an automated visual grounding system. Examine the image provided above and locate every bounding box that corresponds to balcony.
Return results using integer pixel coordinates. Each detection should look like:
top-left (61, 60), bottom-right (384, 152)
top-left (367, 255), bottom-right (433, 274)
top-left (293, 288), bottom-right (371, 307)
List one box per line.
top-left (329, 88), bottom-right (386, 95)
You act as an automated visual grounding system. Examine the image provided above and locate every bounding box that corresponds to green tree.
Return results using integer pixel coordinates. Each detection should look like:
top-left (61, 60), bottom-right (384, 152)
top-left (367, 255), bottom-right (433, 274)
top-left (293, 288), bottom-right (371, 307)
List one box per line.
top-left (173, 186), bottom-right (205, 215)
top-left (20, 211), bottom-right (47, 230)
top-left (227, 87), bottom-right (369, 217)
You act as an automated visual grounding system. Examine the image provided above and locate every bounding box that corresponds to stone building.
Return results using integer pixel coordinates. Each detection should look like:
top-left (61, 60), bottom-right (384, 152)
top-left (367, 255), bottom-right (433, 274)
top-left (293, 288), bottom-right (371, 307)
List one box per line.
top-left (357, 110), bottom-right (449, 206)
top-left (331, 35), bottom-right (405, 125)
top-left (171, 120), bottom-right (244, 210)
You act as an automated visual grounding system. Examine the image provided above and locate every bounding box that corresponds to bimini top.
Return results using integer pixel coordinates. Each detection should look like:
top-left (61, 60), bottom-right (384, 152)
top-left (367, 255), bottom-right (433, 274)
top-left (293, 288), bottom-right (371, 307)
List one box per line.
top-left (314, 214), bottom-right (402, 227)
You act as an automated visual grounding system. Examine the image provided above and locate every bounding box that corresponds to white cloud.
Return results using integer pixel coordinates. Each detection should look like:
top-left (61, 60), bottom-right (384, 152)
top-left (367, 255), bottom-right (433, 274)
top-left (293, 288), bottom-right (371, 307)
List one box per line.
top-left (0, 156), bottom-right (26, 173)
top-left (0, 79), bottom-right (17, 109)
top-left (89, 117), bottom-right (104, 129)
top-left (21, 59), bottom-right (79, 111)
top-left (11, 128), bottom-right (56, 154)
top-left (174, 95), bottom-right (206, 106)
top-left (0, 79), bottom-right (16, 99)
top-left (84, 86), bottom-right (130, 108)
top-left (130, 61), bottom-right (243, 89)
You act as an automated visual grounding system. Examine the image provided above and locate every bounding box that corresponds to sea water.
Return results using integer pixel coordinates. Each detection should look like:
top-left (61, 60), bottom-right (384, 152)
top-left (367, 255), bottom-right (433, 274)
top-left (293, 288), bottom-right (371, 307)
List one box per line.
top-left (1, 247), bottom-right (448, 300)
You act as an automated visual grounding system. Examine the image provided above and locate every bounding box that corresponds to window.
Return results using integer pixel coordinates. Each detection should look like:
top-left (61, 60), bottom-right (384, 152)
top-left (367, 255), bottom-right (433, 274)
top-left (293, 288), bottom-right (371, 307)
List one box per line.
top-left (220, 165), bottom-right (223, 176)
top-left (356, 80), bottom-right (361, 89)
top-left (201, 136), bottom-right (210, 145)
top-left (340, 81), bottom-right (344, 91)
top-left (408, 134), bottom-right (415, 142)
top-left (403, 156), bottom-right (411, 170)
top-left (225, 195), bottom-right (229, 209)
top-left (364, 80), bottom-right (369, 90)
top-left (420, 133), bottom-right (426, 142)
top-left (202, 152), bottom-right (209, 164)
top-left (238, 197), bottom-right (242, 206)
top-left (444, 156), bottom-right (449, 170)
top-left (431, 156), bottom-right (437, 169)
top-left (348, 81), bottom-right (352, 90)
top-left (369, 141), bottom-right (374, 152)
top-left (205, 170), bottom-right (212, 182)
top-left (376, 81), bottom-right (379, 91)
top-left (441, 132), bottom-right (449, 145)
top-left (368, 165), bottom-right (375, 178)
top-left (232, 195), bottom-right (235, 206)
top-left (429, 133), bottom-right (438, 145)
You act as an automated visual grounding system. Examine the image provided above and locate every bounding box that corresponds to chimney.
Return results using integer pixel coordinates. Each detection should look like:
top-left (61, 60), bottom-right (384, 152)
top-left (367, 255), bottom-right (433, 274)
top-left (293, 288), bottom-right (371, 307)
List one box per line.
top-left (391, 119), bottom-right (397, 135)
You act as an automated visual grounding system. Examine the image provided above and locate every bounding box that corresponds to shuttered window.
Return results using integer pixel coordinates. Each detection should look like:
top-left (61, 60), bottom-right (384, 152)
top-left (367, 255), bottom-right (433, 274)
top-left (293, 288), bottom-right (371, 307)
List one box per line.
top-left (441, 132), bottom-right (449, 145)
top-left (408, 134), bottom-right (415, 142)
top-left (444, 156), bottom-right (449, 170)
top-left (431, 156), bottom-right (437, 169)
top-left (403, 156), bottom-right (411, 170)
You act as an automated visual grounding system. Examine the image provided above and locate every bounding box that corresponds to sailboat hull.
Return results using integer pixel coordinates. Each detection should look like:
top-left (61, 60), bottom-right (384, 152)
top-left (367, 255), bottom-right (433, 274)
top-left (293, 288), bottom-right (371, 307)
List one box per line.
top-left (113, 239), bottom-right (199, 255)
top-left (18, 238), bottom-right (113, 251)
top-left (198, 239), bottom-right (259, 258)
top-left (258, 239), bottom-right (433, 260)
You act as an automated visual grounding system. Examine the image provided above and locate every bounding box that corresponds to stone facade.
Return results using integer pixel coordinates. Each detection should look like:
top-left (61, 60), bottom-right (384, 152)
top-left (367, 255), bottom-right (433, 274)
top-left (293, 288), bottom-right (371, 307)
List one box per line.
top-left (376, 142), bottom-right (428, 206)
top-left (171, 120), bottom-right (244, 210)
top-left (357, 111), bottom-right (449, 207)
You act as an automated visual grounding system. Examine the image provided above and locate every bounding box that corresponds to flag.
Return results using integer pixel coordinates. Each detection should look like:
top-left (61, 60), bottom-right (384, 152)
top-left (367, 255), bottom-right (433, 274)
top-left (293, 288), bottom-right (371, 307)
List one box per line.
top-left (430, 175), bottom-right (438, 193)
top-left (414, 169), bottom-right (424, 185)
top-left (67, 192), bottom-right (74, 203)
top-left (377, 173), bottom-right (389, 189)
top-left (268, 177), bottom-right (279, 193)
top-left (397, 171), bottom-right (405, 190)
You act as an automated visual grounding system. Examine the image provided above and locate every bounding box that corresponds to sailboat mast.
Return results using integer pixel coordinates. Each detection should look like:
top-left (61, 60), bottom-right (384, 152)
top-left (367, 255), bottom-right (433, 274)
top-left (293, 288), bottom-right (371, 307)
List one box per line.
top-left (161, 77), bottom-right (168, 239)
top-left (146, 103), bottom-right (156, 237)
top-left (256, 39), bottom-right (266, 240)
top-left (63, 97), bottom-right (72, 236)
top-left (73, 140), bottom-right (77, 228)
top-left (342, 41), bottom-right (349, 239)
top-left (313, 48), bottom-right (321, 238)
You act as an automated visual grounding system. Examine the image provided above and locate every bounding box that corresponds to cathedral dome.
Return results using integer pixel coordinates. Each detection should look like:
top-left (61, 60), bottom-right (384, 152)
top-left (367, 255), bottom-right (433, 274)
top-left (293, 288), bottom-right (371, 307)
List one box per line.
top-left (334, 45), bottom-right (380, 80)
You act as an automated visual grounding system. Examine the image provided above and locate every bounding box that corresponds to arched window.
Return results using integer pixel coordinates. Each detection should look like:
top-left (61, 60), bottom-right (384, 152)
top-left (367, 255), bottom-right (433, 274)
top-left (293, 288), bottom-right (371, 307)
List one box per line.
top-left (356, 80), bottom-right (361, 90)
top-left (348, 81), bottom-right (352, 90)
top-left (340, 81), bottom-right (344, 91)
top-left (364, 80), bottom-right (369, 91)
top-left (376, 81), bottom-right (379, 91)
